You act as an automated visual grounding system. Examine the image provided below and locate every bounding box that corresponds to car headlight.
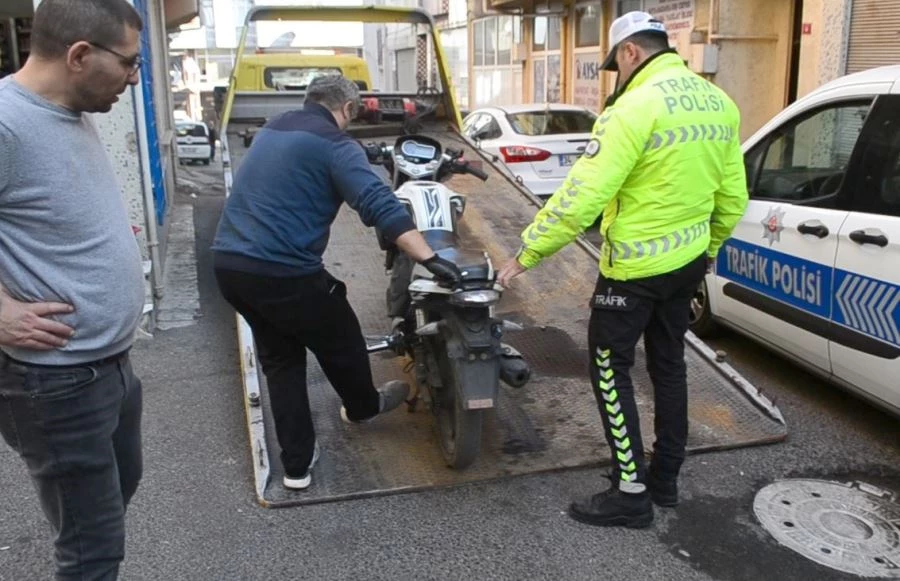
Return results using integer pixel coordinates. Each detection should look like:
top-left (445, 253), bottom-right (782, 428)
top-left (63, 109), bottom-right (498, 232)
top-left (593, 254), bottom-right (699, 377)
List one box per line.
top-left (449, 290), bottom-right (500, 306)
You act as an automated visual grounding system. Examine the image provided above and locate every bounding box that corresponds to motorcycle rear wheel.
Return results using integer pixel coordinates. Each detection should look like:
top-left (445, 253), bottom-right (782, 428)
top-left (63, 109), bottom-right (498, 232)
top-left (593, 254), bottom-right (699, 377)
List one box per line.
top-left (434, 345), bottom-right (483, 470)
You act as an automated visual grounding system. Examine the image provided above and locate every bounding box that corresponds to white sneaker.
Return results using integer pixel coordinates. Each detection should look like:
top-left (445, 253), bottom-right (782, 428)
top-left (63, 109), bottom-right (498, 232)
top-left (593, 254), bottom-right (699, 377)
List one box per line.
top-left (282, 441), bottom-right (320, 490)
top-left (340, 381), bottom-right (410, 425)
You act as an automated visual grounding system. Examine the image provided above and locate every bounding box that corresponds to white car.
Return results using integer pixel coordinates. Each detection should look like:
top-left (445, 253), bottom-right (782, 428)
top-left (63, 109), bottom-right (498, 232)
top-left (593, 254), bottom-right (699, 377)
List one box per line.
top-left (691, 65), bottom-right (900, 417)
top-left (176, 121), bottom-right (212, 165)
top-left (461, 104), bottom-right (597, 199)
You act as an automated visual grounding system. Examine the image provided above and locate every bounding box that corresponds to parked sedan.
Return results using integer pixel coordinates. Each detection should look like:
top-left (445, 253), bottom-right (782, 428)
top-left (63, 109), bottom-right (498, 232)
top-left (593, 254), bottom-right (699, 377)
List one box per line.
top-left (461, 104), bottom-right (597, 199)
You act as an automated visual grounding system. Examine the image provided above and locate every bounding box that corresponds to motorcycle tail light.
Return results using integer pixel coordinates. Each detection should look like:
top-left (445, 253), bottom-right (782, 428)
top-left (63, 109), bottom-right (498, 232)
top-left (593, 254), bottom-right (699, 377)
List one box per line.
top-left (499, 146), bottom-right (552, 163)
top-left (403, 99), bottom-right (417, 116)
top-left (449, 290), bottom-right (501, 306)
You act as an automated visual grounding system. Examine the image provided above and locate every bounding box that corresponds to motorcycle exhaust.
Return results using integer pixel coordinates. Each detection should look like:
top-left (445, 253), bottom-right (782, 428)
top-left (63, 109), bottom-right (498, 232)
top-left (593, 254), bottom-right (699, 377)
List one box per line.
top-left (498, 344), bottom-right (531, 388)
top-left (499, 355), bottom-right (531, 388)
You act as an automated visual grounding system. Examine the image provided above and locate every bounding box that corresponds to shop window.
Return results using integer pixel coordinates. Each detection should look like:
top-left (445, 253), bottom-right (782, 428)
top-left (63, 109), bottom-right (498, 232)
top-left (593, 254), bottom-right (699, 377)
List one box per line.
top-left (547, 54), bottom-right (562, 102)
top-left (534, 16), bottom-right (561, 52)
top-left (533, 17), bottom-right (547, 52)
top-left (533, 59), bottom-right (546, 102)
top-left (548, 17), bottom-right (562, 51)
top-left (474, 19), bottom-right (485, 66)
top-left (498, 16), bottom-right (513, 65)
top-left (485, 17), bottom-right (497, 66)
top-left (576, 5), bottom-right (602, 48)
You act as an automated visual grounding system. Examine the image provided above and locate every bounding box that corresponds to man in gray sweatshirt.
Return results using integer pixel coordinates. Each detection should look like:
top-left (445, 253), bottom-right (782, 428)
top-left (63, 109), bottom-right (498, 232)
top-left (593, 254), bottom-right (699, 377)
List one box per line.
top-left (0, 1), bottom-right (146, 579)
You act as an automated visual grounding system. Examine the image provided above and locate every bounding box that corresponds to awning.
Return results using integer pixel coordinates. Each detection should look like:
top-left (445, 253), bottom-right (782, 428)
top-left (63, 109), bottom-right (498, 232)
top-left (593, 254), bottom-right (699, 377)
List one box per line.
top-left (165, 0), bottom-right (199, 31)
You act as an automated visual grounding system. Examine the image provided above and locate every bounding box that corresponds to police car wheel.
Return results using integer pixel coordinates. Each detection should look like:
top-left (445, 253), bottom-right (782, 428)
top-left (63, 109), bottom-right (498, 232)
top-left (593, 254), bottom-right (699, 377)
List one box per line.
top-left (688, 278), bottom-right (719, 338)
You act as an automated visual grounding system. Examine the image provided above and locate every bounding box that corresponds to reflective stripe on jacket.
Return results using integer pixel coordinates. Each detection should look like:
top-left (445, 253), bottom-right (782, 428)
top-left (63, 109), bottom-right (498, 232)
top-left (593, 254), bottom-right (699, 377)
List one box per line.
top-left (517, 52), bottom-right (749, 281)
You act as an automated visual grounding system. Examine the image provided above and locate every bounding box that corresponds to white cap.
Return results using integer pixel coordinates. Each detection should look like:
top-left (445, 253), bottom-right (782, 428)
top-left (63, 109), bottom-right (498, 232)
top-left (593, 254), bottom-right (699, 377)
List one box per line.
top-left (600, 11), bottom-right (669, 71)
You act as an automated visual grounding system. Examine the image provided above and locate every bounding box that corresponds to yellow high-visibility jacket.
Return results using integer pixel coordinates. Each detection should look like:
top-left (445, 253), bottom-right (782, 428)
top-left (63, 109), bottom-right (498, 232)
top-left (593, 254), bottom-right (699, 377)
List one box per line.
top-left (517, 52), bottom-right (749, 281)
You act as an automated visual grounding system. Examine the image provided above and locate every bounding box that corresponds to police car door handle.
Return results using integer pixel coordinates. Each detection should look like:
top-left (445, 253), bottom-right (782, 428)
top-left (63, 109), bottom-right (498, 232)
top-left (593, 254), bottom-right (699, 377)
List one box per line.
top-left (849, 228), bottom-right (889, 247)
top-left (797, 220), bottom-right (829, 239)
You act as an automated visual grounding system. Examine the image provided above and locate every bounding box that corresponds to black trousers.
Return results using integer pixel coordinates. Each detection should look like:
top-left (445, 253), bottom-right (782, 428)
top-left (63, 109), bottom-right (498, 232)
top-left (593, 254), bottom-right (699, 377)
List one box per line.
top-left (214, 266), bottom-right (380, 476)
top-left (588, 253), bottom-right (707, 491)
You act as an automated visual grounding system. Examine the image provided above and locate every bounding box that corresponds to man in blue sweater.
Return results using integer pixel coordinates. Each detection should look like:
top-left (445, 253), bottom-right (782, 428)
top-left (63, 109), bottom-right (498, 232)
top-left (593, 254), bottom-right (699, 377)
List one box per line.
top-left (212, 75), bottom-right (461, 490)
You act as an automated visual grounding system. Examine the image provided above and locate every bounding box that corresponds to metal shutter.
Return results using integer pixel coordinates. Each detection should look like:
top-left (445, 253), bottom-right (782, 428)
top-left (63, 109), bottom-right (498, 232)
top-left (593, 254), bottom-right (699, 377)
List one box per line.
top-left (846, 0), bottom-right (900, 74)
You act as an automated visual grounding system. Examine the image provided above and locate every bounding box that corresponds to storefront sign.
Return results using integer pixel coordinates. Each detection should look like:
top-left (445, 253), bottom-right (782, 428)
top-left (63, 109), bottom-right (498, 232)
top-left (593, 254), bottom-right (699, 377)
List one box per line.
top-left (573, 53), bottom-right (601, 110)
top-left (644, 0), bottom-right (694, 58)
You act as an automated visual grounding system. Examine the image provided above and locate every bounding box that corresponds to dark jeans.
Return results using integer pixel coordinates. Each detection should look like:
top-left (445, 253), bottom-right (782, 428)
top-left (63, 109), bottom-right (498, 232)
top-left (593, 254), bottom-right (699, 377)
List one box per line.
top-left (587, 254), bottom-right (706, 490)
top-left (214, 266), bottom-right (380, 476)
top-left (0, 350), bottom-right (143, 581)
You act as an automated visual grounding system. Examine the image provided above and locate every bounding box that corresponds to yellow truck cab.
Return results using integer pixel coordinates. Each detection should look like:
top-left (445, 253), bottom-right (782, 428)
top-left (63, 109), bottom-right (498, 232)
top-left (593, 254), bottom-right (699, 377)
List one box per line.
top-left (232, 53), bottom-right (373, 92)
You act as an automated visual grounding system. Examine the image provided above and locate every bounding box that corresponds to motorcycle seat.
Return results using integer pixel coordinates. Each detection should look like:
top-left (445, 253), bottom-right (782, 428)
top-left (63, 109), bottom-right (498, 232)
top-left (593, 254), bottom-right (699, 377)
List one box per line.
top-left (435, 247), bottom-right (492, 281)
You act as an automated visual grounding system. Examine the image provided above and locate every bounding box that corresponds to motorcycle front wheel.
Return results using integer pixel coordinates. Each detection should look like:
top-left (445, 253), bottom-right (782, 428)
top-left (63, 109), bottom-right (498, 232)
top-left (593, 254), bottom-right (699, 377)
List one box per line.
top-left (433, 343), bottom-right (483, 470)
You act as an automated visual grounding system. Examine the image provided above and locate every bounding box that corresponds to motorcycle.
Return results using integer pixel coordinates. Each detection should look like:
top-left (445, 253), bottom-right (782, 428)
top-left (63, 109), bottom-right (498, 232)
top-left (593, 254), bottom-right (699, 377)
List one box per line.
top-left (363, 134), bottom-right (532, 469)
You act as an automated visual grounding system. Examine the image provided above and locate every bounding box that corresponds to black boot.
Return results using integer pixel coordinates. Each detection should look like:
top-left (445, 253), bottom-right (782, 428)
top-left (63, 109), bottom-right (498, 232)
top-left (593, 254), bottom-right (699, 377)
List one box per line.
top-left (647, 468), bottom-right (679, 507)
top-left (568, 488), bottom-right (654, 529)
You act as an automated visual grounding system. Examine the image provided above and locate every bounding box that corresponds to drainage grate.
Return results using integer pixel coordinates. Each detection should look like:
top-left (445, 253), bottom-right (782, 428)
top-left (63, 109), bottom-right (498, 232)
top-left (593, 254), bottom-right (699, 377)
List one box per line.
top-left (754, 479), bottom-right (900, 578)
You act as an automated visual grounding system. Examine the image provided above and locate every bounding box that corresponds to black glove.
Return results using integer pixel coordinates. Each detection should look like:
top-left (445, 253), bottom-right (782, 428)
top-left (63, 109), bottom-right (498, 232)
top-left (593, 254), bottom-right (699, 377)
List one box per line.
top-left (422, 254), bottom-right (462, 286)
top-left (364, 143), bottom-right (381, 162)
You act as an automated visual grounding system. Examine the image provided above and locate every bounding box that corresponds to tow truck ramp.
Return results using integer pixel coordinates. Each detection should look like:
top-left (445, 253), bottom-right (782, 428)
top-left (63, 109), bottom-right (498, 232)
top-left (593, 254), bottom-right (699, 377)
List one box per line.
top-left (225, 129), bottom-right (787, 508)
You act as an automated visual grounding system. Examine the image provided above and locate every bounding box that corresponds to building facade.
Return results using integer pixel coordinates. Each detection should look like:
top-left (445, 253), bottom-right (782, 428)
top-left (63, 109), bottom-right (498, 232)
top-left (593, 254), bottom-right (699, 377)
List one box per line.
top-left (467, 0), bottom-right (900, 140)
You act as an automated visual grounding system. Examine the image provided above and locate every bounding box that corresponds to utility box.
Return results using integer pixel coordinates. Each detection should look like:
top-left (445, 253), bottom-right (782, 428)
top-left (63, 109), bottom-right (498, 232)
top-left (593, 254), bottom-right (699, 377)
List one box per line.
top-left (690, 44), bottom-right (719, 74)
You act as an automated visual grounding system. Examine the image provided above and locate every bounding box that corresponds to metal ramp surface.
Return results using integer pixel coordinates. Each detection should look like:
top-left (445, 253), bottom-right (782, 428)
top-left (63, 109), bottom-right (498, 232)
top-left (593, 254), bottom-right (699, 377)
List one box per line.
top-left (235, 136), bottom-right (787, 507)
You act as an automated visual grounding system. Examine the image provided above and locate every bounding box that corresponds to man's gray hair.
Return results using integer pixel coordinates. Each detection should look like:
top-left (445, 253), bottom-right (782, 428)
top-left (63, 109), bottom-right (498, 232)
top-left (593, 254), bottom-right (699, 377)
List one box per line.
top-left (304, 75), bottom-right (360, 112)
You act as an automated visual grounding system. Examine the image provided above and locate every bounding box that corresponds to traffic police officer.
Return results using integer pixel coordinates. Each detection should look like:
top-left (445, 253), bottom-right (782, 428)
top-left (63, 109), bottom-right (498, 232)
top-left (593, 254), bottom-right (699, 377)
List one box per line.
top-left (498, 11), bottom-right (749, 528)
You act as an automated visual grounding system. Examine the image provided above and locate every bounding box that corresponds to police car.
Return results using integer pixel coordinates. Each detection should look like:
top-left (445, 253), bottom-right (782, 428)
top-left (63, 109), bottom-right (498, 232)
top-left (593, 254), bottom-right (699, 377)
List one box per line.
top-left (690, 65), bottom-right (900, 418)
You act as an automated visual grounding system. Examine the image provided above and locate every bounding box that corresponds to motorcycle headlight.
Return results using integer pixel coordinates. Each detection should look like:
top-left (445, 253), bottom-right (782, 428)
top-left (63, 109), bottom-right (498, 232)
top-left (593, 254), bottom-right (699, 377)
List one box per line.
top-left (449, 290), bottom-right (501, 306)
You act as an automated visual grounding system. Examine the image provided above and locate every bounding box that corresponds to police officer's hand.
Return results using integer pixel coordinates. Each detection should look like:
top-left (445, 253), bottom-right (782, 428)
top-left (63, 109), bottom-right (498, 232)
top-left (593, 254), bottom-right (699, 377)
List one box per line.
top-left (497, 259), bottom-right (527, 288)
top-left (0, 290), bottom-right (75, 350)
top-left (422, 254), bottom-right (462, 286)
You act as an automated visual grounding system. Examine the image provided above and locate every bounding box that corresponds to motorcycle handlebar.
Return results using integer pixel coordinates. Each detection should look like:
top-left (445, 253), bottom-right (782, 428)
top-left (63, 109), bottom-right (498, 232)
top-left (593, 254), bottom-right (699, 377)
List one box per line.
top-left (364, 142), bottom-right (488, 181)
top-left (465, 164), bottom-right (489, 181)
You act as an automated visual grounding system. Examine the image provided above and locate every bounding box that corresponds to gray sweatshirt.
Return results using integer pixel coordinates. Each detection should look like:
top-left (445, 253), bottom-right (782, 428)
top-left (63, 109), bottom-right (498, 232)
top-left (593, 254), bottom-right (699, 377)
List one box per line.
top-left (0, 78), bottom-right (145, 365)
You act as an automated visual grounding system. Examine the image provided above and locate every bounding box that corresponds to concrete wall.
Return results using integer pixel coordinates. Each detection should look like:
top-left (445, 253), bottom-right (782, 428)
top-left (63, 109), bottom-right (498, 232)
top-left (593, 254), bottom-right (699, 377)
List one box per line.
top-left (795, 0), bottom-right (851, 99)
top-left (697, 0), bottom-right (795, 140)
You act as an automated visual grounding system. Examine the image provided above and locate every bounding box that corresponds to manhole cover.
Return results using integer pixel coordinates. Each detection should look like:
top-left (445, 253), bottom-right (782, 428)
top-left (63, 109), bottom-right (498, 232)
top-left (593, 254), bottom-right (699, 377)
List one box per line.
top-left (754, 479), bottom-right (900, 578)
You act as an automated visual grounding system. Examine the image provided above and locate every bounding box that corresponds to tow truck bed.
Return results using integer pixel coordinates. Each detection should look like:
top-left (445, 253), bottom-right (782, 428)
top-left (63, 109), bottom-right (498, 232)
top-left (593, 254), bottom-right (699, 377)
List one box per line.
top-left (221, 111), bottom-right (786, 507)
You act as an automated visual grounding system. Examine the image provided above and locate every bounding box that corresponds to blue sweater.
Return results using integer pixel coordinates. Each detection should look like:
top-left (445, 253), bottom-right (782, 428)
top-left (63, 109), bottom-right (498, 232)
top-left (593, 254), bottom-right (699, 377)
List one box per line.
top-left (212, 103), bottom-right (415, 276)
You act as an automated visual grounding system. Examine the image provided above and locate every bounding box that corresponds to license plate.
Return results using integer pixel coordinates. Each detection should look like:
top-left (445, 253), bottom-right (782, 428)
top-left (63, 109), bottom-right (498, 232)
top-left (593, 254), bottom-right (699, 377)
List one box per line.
top-left (559, 154), bottom-right (579, 167)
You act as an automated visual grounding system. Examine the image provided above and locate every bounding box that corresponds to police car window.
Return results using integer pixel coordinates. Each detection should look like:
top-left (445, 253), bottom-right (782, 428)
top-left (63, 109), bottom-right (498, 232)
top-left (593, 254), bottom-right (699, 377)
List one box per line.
top-left (886, 145), bottom-right (900, 215)
top-left (747, 101), bottom-right (871, 205)
top-left (848, 95), bottom-right (900, 217)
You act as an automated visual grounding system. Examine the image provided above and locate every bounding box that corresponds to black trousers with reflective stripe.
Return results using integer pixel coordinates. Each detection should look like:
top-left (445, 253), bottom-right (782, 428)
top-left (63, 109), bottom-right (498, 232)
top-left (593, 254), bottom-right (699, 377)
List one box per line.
top-left (587, 253), bottom-right (707, 488)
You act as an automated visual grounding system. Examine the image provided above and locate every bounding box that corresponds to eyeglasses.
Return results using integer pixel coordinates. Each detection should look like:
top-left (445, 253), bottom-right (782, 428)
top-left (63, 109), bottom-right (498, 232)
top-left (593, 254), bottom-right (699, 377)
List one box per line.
top-left (88, 42), bottom-right (143, 75)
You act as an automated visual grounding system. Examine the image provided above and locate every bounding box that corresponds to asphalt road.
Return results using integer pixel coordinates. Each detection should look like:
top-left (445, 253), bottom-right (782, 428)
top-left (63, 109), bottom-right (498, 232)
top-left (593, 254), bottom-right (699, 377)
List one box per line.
top-left (0, 161), bottom-right (897, 581)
